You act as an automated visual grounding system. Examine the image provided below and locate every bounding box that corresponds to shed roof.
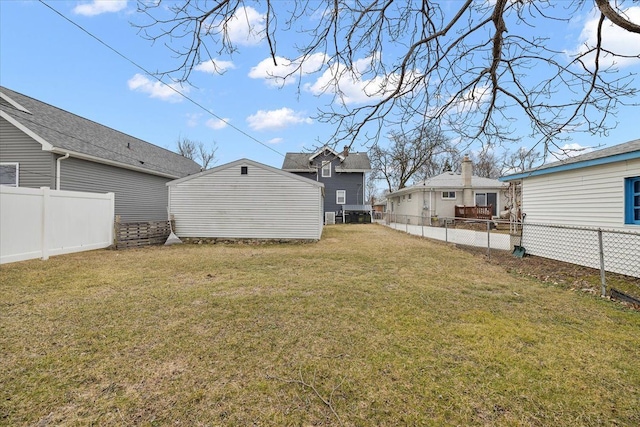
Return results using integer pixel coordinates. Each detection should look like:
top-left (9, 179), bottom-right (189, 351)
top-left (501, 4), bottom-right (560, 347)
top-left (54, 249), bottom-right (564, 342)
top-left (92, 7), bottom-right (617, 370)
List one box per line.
top-left (167, 158), bottom-right (325, 188)
top-left (501, 138), bottom-right (640, 181)
top-left (0, 86), bottom-right (201, 179)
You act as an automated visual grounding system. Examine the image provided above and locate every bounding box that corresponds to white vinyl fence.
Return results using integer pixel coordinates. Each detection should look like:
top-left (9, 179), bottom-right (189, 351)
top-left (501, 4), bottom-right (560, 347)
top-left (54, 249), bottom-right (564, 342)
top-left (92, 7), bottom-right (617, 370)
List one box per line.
top-left (0, 186), bottom-right (114, 264)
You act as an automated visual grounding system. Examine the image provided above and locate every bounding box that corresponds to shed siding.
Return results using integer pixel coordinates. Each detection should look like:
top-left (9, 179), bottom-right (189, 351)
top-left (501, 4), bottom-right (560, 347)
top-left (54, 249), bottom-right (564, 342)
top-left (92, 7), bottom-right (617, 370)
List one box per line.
top-left (169, 164), bottom-right (322, 240)
top-left (521, 158), bottom-right (640, 229)
top-left (60, 157), bottom-right (170, 221)
top-left (0, 117), bottom-right (56, 188)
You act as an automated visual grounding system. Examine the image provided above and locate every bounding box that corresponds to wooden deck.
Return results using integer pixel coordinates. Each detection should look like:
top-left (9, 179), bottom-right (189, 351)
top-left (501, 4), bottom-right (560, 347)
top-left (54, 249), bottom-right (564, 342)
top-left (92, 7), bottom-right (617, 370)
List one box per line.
top-left (455, 205), bottom-right (493, 220)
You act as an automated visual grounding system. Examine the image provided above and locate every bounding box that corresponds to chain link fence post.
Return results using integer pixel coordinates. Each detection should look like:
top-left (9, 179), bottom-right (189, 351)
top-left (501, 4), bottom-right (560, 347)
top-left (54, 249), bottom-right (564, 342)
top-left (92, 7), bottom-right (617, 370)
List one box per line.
top-left (487, 220), bottom-right (491, 258)
top-left (445, 218), bottom-right (448, 243)
top-left (598, 229), bottom-right (606, 297)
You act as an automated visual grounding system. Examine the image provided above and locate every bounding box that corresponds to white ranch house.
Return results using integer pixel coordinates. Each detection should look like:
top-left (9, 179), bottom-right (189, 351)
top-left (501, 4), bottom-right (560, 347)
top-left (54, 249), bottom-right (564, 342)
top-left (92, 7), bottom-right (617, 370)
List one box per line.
top-left (387, 156), bottom-right (508, 222)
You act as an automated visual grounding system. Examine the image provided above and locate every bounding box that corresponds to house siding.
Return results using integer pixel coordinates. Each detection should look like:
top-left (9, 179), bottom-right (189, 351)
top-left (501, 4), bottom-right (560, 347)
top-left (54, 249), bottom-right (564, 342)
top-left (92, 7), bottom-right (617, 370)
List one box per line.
top-left (0, 117), bottom-right (56, 188)
top-left (521, 158), bottom-right (640, 229)
top-left (60, 157), bottom-right (170, 222)
top-left (292, 154), bottom-right (365, 214)
top-left (390, 188), bottom-right (505, 220)
top-left (169, 161), bottom-right (323, 240)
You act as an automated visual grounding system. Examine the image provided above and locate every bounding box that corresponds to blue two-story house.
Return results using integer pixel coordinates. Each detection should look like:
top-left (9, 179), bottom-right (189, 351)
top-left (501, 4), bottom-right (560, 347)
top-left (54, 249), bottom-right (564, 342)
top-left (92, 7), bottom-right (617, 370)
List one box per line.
top-left (282, 145), bottom-right (371, 223)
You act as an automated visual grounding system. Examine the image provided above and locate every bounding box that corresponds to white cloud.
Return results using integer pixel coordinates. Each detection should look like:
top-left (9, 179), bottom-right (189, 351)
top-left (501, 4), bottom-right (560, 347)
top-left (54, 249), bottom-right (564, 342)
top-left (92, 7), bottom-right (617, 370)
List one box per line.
top-left (304, 54), bottom-right (420, 105)
top-left (73, 0), bottom-right (127, 16)
top-left (267, 137), bottom-right (283, 144)
top-left (127, 74), bottom-right (188, 103)
top-left (186, 113), bottom-right (201, 127)
top-left (249, 53), bottom-right (327, 87)
top-left (194, 59), bottom-right (235, 74)
top-left (569, 6), bottom-right (640, 68)
top-left (246, 108), bottom-right (313, 131)
top-left (224, 6), bottom-right (265, 46)
top-left (205, 118), bottom-right (229, 130)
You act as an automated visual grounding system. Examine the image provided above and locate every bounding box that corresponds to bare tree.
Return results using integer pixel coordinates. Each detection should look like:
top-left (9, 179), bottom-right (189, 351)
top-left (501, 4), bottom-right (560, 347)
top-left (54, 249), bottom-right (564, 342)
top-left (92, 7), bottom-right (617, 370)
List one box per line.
top-left (177, 137), bottom-right (218, 169)
top-left (369, 125), bottom-right (450, 192)
top-left (198, 142), bottom-right (218, 169)
top-left (177, 137), bottom-right (198, 160)
top-left (469, 149), bottom-right (503, 179)
top-left (503, 147), bottom-right (544, 174)
top-left (134, 1), bottom-right (639, 155)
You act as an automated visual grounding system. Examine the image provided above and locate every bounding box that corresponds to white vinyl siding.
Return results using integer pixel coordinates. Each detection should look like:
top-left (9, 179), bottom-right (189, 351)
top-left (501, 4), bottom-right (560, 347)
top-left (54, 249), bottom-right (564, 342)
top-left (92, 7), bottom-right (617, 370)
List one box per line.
top-left (0, 117), bottom-right (56, 188)
top-left (168, 161), bottom-right (324, 240)
top-left (60, 157), bottom-right (171, 222)
top-left (521, 158), bottom-right (640, 229)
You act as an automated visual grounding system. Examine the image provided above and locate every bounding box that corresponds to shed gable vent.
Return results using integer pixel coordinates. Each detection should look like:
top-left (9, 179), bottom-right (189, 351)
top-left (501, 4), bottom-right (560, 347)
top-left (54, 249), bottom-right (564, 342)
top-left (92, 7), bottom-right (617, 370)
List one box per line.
top-left (241, 166), bottom-right (248, 175)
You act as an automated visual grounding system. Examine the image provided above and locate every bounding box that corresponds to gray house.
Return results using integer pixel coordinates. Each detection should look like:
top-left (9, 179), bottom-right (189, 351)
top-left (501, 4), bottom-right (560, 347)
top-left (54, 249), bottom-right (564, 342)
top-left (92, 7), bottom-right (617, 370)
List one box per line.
top-left (282, 145), bottom-right (371, 222)
top-left (0, 86), bottom-right (201, 221)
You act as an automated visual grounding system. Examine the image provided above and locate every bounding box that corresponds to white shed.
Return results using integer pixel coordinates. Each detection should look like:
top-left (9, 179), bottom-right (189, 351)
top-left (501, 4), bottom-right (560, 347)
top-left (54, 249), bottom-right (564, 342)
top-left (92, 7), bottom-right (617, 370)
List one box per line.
top-left (501, 139), bottom-right (640, 230)
top-left (167, 159), bottom-right (324, 240)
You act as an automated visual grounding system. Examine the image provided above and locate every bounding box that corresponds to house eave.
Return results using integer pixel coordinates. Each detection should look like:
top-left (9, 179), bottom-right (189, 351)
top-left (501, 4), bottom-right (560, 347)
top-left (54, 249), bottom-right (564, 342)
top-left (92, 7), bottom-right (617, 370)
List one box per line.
top-left (388, 183), bottom-right (506, 197)
top-left (0, 92), bottom-right (32, 114)
top-left (335, 168), bottom-right (371, 173)
top-left (0, 110), bottom-right (54, 150)
top-left (283, 168), bottom-right (315, 173)
top-left (500, 150), bottom-right (640, 181)
top-left (308, 145), bottom-right (345, 162)
top-left (50, 147), bottom-right (181, 179)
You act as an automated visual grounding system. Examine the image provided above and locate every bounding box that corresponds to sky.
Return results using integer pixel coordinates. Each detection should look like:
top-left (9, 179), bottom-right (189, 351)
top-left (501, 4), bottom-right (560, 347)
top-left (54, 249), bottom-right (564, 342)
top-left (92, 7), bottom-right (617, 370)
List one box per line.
top-left (1, 0), bottom-right (639, 172)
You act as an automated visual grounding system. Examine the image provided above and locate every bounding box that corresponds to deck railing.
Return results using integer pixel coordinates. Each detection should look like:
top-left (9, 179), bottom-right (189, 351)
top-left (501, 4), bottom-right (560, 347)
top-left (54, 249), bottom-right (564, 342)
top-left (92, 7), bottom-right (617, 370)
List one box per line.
top-left (455, 205), bottom-right (493, 220)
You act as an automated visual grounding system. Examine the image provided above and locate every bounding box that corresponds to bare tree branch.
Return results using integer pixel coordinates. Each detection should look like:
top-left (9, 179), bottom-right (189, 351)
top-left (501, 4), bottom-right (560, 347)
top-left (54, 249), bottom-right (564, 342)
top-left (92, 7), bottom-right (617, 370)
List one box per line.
top-left (134, 0), bottom-right (640, 156)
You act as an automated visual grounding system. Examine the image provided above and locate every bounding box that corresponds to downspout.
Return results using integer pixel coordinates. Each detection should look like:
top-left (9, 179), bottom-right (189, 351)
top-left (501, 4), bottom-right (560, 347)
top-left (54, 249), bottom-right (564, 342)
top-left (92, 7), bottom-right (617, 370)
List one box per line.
top-left (56, 153), bottom-right (70, 190)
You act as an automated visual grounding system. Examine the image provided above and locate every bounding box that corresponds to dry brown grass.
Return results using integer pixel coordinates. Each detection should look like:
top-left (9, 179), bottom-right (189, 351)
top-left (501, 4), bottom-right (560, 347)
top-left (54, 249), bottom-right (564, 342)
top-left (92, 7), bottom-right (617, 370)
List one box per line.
top-left (1, 224), bottom-right (639, 426)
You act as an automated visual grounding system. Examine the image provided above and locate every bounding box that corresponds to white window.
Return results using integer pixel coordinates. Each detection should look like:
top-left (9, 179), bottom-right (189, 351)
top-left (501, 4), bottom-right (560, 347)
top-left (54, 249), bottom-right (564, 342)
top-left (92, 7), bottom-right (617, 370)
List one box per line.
top-left (0, 163), bottom-right (19, 187)
top-left (336, 190), bottom-right (346, 205)
top-left (442, 191), bottom-right (455, 199)
top-left (321, 161), bottom-right (331, 177)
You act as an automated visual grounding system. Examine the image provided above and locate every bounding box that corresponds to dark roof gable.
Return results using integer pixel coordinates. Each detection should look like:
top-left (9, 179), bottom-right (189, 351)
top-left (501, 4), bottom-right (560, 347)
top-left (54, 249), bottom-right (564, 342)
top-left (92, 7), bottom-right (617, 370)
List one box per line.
top-left (0, 86), bottom-right (201, 179)
top-left (282, 147), bottom-right (371, 172)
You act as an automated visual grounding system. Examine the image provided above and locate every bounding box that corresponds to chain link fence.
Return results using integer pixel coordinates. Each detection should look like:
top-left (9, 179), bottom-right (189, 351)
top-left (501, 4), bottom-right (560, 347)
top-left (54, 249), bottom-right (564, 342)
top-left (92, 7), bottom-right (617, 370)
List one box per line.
top-left (522, 222), bottom-right (640, 282)
top-left (384, 213), bottom-right (640, 296)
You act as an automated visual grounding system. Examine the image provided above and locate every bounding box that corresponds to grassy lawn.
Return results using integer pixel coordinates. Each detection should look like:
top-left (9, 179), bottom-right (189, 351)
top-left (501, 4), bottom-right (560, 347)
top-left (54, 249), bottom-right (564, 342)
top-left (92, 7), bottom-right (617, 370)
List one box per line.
top-left (1, 224), bottom-right (639, 426)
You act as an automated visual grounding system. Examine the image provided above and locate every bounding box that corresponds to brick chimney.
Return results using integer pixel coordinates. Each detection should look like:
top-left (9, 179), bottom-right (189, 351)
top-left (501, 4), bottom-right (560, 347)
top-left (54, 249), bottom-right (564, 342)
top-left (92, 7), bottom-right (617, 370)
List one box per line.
top-left (461, 154), bottom-right (472, 187)
top-left (342, 145), bottom-right (350, 157)
top-left (461, 155), bottom-right (474, 205)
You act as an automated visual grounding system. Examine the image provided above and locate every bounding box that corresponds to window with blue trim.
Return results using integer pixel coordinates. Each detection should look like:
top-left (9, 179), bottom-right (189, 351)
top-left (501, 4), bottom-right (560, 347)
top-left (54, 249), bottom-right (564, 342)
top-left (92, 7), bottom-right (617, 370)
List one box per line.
top-left (625, 176), bottom-right (640, 225)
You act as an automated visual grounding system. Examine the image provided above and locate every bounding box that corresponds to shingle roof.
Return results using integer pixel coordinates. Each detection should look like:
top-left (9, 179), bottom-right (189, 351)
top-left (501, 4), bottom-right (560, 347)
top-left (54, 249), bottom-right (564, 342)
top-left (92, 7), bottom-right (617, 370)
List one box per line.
top-left (0, 86), bottom-right (201, 178)
top-left (539, 139), bottom-right (640, 170)
top-left (282, 151), bottom-right (371, 172)
top-left (501, 138), bottom-right (640, 181)
top-left (389, 172), bottom-right (506, 196)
